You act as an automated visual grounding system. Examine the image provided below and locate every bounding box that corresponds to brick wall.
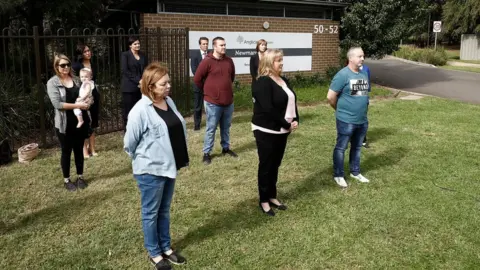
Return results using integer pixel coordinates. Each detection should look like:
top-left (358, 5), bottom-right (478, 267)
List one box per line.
top-left (142, 13), bottom-right (339, 85)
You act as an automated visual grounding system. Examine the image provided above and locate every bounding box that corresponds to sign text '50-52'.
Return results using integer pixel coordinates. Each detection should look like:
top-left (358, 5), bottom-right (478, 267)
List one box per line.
top-left (313, 25), bottom-right (338, 34)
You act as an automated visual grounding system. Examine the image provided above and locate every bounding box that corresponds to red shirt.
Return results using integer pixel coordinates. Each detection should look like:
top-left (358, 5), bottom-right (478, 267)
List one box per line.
top-left (193, 53), bottom-right (235, 106)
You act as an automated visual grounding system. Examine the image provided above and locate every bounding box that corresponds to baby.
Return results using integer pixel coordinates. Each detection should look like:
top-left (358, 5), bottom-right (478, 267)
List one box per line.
top-left (74, 68), bottom-right (95, 128)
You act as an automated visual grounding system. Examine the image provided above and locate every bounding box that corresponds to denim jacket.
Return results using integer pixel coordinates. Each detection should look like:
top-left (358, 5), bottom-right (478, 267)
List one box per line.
top-left (124, 95), bottom-right (187, 179)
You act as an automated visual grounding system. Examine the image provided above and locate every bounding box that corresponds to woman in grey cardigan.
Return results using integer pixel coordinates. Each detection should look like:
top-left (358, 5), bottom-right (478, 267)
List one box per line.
top-left (47, 53), bottom-right (91, 191)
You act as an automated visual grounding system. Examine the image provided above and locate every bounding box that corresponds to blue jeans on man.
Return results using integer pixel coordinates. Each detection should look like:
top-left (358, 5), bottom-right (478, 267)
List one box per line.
top-left (203, 101), bottom-right (234, 154)
top-left (333, 119), bottom-right (368, 177)
top-left (134, 174), bottom-right (176, 258)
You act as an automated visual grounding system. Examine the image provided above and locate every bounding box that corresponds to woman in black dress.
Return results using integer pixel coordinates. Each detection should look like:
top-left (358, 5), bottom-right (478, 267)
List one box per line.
top-left (73, 43), bottom-right (100, 158)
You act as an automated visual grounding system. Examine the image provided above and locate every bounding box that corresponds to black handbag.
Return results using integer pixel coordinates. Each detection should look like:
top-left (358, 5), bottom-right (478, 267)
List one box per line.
top-left (0, 139), bottom-right (13, 165)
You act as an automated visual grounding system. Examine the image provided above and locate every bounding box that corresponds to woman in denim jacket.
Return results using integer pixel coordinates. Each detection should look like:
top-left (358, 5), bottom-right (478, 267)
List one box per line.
top-left (124, 62), bottom-right (189, 270)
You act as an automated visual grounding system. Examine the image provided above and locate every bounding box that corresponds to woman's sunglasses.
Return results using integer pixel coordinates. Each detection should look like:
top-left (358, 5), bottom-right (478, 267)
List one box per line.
top-left (58, 63), bottom-right (71, 68)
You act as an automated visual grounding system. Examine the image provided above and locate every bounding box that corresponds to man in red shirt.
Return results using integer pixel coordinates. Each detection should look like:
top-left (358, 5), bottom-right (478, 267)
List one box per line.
top-left (194, 37), bottom-right (238, 165)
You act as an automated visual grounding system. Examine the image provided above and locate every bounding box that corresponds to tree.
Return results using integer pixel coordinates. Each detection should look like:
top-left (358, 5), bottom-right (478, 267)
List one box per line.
top-left (0, 0), bottom-right (124, 31)
top-left (442, 0), bottom-right (480, 38)
top-left (340, 0), bottom-right (435, 58)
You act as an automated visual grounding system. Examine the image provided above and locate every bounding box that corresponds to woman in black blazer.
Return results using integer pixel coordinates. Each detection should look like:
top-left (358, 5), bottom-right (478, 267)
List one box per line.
top-left (121, 36), bottom-right (148, 128)
top-left (249, 39), bottom-right (267, 86)
top-left (251, 49), bottom-right (299, 217)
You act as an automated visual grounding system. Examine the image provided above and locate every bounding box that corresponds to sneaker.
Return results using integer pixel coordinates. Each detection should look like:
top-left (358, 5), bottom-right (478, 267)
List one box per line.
top-left (333, 177), bottom-right (348, 188)
top-left (162, 250), bottom-right (186, 265)
top-left (149, 257), bottom-right (171, 270)
top-left (222, 148), bottom-right (238, 158)
top-left (350, 173), bottom-right (370, 183)
top-left (76, 176), bottom-right (88, 189)
top-left (64, 180), bottom-right (77, 192)
top-left (362, 142), bottom-right (370, 148)
top-left (202, 153), bottom-right (211, 165)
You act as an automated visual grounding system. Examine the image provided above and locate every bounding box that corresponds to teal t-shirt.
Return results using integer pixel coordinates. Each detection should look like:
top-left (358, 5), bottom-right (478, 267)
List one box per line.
top-left (329, 66), bottom-right (370, 124)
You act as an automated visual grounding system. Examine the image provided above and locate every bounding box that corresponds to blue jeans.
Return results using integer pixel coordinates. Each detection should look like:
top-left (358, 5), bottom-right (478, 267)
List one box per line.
top-left (134, 174), bottom-right (176, 257)
top-left (203, 101), bottom-right (234, 154)
top-left (333, 119), bottom-right (368, 177)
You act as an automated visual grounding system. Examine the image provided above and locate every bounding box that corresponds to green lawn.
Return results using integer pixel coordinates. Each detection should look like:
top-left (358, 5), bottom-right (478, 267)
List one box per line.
top-left (439, 65), bottom-right (480, 73)
top-left (446, 49), bottom-right (460, 60)
top-left (2, 87), bottom-right (480, 269)
top-left (446, 49), bottom-right (480, 64)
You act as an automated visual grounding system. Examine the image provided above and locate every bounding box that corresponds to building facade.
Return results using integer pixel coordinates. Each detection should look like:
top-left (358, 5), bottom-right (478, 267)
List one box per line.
top-left (111, 0), bottom-right (347, 84)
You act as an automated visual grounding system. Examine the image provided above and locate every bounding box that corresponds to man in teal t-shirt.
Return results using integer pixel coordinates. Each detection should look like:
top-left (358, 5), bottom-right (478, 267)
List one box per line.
top-left (327, 47), bottom-right (371, 188)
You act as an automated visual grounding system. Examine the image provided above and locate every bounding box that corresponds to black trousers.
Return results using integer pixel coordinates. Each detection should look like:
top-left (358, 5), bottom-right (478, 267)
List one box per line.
top-left (254, 130), bottom-right (289, 202)
top-left (56, 129), bottom-right (85, 178)
top-left (122, 92), bottom-right (142, 128)
top-left (193, 90), bottom-right (203, 129)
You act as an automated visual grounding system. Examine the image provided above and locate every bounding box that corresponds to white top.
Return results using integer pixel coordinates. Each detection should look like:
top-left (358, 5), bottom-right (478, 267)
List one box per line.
top-left (252, 84), bottom-right (296, 134)
top-left (200, 50), bottom-right (207, 59)
top-left (79, 80), bottom-right (94, 99)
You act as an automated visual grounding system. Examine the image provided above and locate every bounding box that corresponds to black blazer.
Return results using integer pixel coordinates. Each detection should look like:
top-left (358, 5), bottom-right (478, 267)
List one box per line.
top-left (121, 50), bottom-right (148, 93)
top-left (252, 76), bottom-right (299, 131)
top-left (191, 50), bottom-right (205, 92)
top-left (249, 54), bottom-right (259, 84)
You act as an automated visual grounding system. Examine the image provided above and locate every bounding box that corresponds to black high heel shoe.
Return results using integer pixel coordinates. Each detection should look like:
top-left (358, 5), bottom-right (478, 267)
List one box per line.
top-left (269, 201), bottom-right (287, 210)
top-left (259, 202), bottom-right (275, 216)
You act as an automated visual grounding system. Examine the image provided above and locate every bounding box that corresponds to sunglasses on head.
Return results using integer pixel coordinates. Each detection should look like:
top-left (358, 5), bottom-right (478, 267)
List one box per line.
top-left (58, 63), bottom-right (71, 68)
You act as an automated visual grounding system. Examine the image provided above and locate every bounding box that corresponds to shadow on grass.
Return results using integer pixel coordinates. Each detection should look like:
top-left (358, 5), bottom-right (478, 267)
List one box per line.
top-left (89, 166), bottom-right (132, 182)
top-left (362, 146), bottom-right (408, 174)
top-left (366, 127), bottom-right (397, 144)
top-left (173, 169), bottom-right (330, 250)
top-left (0, 189), bottom-right (121, 235)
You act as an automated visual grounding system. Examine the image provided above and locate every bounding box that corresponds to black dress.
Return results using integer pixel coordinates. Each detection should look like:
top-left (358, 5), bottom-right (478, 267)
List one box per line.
top-left (65, 85), bottom-right (91, 138)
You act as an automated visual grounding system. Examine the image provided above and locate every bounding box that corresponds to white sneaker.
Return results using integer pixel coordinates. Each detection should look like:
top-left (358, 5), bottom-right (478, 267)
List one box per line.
top-left (350, 173), bottom-right (370, 183)
top-left (334, 177), bottom-right (348, 188)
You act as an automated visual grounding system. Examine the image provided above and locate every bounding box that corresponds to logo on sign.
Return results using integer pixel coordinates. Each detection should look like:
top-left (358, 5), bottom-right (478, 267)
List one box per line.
top-left (236, 36), bottom-right (244, 44)
top-left (236, 35), bottom-right (265, 45)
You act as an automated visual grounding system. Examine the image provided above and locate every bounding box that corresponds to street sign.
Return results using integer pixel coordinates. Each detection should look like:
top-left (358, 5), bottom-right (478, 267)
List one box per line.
top-left (433, 21), bottom-right (442, 33)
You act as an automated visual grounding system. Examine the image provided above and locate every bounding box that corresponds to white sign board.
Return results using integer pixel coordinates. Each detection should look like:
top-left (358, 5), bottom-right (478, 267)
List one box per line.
top-left (189, 31), bottom-right (312, 75)
top-left (433, 21), bottom-right (442, 33)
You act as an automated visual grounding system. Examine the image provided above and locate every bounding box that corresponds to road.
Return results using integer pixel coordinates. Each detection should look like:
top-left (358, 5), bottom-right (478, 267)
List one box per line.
top-left (365, 58), bottom-right (480, 104)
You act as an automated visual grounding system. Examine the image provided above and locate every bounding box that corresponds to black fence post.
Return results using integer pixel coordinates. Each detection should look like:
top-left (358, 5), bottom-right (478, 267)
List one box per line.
top-left (33, 26), bottom-right (46, 147)
top-left (185, 27), bottom-right (190, 113)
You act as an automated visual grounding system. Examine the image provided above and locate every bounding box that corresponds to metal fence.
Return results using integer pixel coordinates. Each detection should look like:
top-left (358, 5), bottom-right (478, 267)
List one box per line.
top-left (460, 34), bottom-right (480, 61)
top-left (0, 27), bottom-right (190, 150)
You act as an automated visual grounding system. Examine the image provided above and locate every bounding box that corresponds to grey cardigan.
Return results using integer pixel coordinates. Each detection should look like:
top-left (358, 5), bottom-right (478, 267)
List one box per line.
top-left (46, 75), bottom-right (82, 134)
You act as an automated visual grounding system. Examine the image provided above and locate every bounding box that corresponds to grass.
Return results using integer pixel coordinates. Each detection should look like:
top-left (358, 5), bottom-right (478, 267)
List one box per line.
top-left (235, 84), bottom-right (392, 110)
top-left (445, 49), bottom-right (480, 64)
top-left (2, 86), bottom-right (480, 269)
top-left (446, 49), bottom-right (460, 60)
top-left (439, 65), bottom-right (480, 73)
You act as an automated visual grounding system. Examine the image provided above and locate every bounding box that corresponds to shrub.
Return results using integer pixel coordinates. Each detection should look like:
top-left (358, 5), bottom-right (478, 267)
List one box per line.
top-left (325, 66), bottom-right (343, 81)
top-left (393, 46), bottom-right (448, 66)
top-left (286, 72), bottom-right (326, 88)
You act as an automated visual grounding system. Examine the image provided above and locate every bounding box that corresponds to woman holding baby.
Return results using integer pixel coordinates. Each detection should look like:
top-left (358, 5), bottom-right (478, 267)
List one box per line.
top-left (47, 53), bottom-right (91, 192)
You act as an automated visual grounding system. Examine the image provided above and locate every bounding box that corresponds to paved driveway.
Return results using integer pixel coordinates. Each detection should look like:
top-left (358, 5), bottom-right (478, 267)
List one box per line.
top-left (365, 58), bottom-right (480, 104)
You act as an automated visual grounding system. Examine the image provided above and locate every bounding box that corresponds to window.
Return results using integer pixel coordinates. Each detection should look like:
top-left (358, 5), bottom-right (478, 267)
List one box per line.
top-left (228, 3), bottom-right (284, 17)
top-left (163, 2), bottom-right (226, 15)
top-left (158, 1), bottom-right (337, 19)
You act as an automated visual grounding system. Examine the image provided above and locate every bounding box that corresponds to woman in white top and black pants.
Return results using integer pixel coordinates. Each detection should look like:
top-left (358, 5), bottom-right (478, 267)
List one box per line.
top-left (251, 49), bottom-right (299, 216)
